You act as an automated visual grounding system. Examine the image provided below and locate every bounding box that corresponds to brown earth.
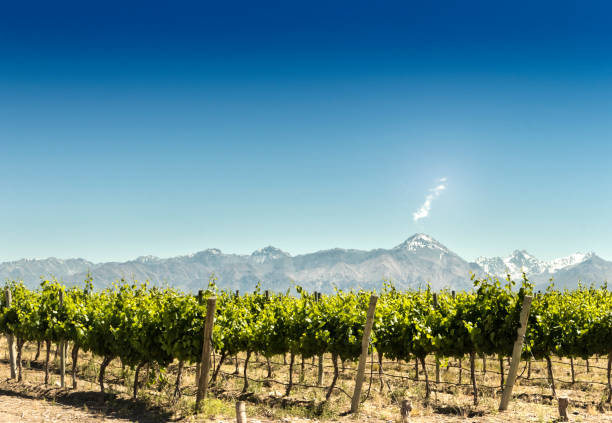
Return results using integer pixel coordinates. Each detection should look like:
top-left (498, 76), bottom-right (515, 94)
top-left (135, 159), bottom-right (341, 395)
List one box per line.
top-left (3, 339), bottom-right (612, 422)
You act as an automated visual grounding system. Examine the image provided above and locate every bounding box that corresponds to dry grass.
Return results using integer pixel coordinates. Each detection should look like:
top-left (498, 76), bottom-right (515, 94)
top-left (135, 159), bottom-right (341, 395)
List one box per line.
top-left (2, 338), bottom-right (612, 422)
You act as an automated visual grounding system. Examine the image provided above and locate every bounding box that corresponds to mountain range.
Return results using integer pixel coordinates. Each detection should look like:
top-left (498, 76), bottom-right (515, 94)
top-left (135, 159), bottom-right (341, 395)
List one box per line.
top-left (1, 234), bottom-right (611, 292)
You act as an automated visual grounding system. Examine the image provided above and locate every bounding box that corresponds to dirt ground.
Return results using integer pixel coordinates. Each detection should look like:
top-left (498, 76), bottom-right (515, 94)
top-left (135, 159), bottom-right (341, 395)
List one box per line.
top-left (3, 381), bottom-right (612, 423)
top-left (4, 340), bottom-right (612, 422)
top-left (0, 390), bottom-right (130, 423)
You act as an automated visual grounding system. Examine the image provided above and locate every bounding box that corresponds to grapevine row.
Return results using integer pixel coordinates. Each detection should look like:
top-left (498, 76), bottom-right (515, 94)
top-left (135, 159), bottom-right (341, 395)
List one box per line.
top-left (1, 275), bottom-right (612, 402)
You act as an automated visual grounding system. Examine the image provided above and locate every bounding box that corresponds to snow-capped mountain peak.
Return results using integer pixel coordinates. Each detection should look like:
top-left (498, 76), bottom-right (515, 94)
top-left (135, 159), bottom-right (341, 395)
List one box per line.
top-left (476, 250), bottom-right (596, 278)
top-left (250, 246), bottom-right (291, 264)
top-left (204, 248), bottom-right (222, 255)
top-left (505, 250), bottom-right (542, 274)
top-left (545, 252), bottom-right (594, 273)
top-left (475, 251), bottom-right (538, 277)
top-left (393, 233), bottom-right (449, 253)
top-left (190, 248), bottom-right (223, 260)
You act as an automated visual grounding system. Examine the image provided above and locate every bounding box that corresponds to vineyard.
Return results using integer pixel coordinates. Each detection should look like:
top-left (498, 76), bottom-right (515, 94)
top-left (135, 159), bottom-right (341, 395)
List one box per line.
top-left (2, 275), bottom-right (612, 421)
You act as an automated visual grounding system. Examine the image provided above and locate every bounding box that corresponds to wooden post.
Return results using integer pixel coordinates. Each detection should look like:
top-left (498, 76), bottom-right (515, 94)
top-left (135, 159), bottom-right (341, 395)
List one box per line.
top-left (499, 295), bottom-right (533, 411)
top-left (195, 290), bottom-right (204, 386)
top-left (400, 399), bottom-right (412, 423)
top-left (59, 290), bottom-right (66, 388)
top-left (350, 295), bottom-right (378, 413)
top-left (558, 397), bottom-right (569, 421)
top-left (195, 297), bottom-right (217, 412)
top-left (433, 293), bottom-right (440, 384)
top-left (235, 401), bottom-right (247, 423)
top-left (315, 292), bottom-right (324, 386)
top-left (5, 288), bottom-right (16, 379)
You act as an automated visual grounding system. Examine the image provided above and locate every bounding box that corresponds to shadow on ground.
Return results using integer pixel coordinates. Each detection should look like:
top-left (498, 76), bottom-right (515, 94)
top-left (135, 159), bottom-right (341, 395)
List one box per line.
top-left (0, 381), bottom-right (176, 423)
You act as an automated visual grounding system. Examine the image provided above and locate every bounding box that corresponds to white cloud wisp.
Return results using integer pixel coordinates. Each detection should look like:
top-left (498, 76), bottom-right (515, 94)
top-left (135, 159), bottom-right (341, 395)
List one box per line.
top-left (413, 177), bottom-right (447, 222)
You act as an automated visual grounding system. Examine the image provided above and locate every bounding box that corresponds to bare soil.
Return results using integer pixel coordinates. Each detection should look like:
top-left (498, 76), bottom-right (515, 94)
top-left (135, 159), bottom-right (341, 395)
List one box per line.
top-left (3, 339), bottom-right (612, 422)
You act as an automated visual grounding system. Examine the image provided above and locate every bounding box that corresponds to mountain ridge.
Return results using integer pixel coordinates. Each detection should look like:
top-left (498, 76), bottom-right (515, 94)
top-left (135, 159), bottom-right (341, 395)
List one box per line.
top-left (1, 234), bottom-right (610, 292)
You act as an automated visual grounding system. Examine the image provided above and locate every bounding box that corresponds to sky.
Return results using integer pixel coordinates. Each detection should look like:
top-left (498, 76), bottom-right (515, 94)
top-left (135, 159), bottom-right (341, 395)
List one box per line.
top-left (1, 0), bottom-right (612, 263)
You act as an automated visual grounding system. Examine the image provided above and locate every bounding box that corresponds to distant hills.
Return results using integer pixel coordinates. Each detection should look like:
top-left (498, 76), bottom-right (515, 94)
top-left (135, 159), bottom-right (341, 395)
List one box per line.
top-left (1, 234), bottom-right (610, 292)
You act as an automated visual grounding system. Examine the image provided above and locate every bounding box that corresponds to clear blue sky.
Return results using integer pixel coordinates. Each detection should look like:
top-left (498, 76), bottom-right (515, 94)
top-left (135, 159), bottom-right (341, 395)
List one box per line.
top-left (1, 0), bottom-right (611, 262)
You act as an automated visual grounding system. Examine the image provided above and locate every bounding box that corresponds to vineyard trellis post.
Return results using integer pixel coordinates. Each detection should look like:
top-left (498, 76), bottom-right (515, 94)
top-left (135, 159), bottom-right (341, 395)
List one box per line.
top-left (235, 400), bottom-right (247, 423)
top-left (59, 290), bottom-right (66, 388)
top-left (558, 396), bottom-right (569, 421)
top-left (350, 294), bottom-right (378, 413)
top-left (499, 295), bottom-right (533, 411)
top-left (195, 289), bottom-right (204, 386)
top-left (196, 296), bottom-right (217, 413)
top-left (433, 293), bottom-right (440, 384)
top-left (452, 290), bottom-right (460, 384)
top-left (5, 288), bottom-right (16, 379)
top-left (316, 291), bottom-right (324, 386)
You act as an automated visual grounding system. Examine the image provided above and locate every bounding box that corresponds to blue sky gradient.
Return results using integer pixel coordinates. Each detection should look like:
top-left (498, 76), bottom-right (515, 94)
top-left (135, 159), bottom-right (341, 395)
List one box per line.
top-left (1, 1), bottom-right (612, 262)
